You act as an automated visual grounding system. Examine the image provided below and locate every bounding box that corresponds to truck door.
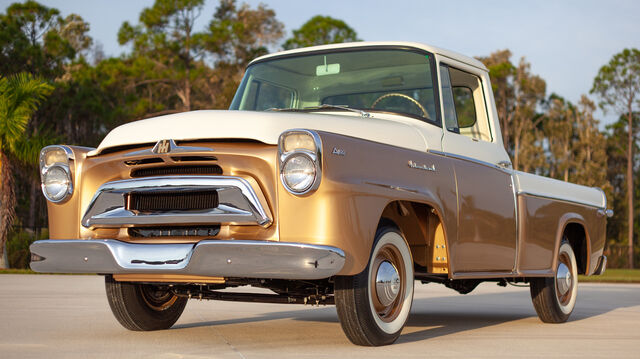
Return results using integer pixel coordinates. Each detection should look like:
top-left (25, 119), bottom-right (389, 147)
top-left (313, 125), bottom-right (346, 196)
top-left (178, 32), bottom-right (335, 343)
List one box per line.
top-left (438, 62), bottom-right (517, 273)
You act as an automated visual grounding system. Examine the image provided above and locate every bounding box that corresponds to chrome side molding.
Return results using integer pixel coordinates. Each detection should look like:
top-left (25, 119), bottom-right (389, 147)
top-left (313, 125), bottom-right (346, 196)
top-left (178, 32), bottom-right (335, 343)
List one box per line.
top-left (82, 176), bottom-right (272, 228)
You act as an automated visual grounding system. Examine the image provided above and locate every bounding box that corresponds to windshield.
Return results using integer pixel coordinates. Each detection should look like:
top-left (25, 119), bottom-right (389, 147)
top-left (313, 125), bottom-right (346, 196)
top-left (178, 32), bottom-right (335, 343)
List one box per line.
top-left (229, 49), bottom-right (439, 124)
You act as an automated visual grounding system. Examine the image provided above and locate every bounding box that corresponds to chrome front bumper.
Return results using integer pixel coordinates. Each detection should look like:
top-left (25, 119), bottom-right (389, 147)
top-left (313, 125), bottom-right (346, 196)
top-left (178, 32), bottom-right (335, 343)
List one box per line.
top-left (30, 240), bottom-right (345, 280)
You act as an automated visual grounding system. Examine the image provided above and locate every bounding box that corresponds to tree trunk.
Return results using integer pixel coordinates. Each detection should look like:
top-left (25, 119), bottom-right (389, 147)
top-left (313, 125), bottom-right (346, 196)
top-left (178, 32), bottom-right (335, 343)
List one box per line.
top-left (28, 178), bottom-right (38, 231)
top-left (627, 110), bottom-right (634, 269)
top-left (514, 133), bottom-right (520, 171)
top-left (0, 150), bottom-right (17, 269)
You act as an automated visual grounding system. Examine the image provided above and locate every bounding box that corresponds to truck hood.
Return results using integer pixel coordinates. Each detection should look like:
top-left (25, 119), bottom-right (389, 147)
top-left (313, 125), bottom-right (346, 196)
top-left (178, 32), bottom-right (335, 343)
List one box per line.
top-left (91, 110), bottom-right (428, 155)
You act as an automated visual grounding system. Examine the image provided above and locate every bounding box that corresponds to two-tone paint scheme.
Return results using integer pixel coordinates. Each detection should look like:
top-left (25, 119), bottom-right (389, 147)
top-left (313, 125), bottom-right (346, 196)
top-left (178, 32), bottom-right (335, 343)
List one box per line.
top-left (30, 41), bottom-right (610, 346)
top-left (36, 123), bottom-right (607, 279)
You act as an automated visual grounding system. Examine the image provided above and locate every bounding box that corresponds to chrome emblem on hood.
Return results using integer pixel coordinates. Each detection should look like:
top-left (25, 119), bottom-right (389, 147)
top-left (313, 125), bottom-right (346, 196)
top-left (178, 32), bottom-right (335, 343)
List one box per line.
top-left (153, 139), bottom-right (174, 154)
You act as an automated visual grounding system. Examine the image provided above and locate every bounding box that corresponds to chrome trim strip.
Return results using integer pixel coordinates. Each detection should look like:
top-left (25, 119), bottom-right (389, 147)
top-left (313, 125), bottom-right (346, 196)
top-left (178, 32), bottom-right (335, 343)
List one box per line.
top-left (426, 149), bottom-right (513, 175)
top-left (30, 239), bottom-right (346, 280)
top-left (516, 191), bottom-right (605, 210)
top-left (82, 176), bottom-right (272, 228)
top-left (364, 181), bottom-right (422, 195)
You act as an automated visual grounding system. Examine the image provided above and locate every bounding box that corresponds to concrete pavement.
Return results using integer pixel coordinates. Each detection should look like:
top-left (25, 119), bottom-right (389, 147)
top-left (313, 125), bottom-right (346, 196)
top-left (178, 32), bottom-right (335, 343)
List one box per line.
top-left (1, 274), bottom-right (638, 358)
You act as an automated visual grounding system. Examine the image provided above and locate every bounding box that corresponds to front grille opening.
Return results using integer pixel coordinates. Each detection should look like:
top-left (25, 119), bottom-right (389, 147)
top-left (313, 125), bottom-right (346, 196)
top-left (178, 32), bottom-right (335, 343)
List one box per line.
top-left (126, 190), bottom-right (219, 211)
top-left (124, 158), bottom-right (164, 166)
top-left (130, 165), bottom-right (223, 177)
top-left (128, 226), bottom-right (220, 238)
top-left (171, 155), bottom-right (218, 162)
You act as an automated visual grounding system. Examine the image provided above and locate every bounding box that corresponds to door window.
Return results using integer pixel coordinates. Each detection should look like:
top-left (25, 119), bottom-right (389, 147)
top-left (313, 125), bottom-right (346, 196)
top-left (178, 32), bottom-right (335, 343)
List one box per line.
top-left (439, 64), bottom-right (492, 142)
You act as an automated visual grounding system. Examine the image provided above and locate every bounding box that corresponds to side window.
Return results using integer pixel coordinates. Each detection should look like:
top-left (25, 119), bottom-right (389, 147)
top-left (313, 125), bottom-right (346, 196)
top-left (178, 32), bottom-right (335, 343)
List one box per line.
top-left (439, 64), bottom-right (493, 142)
top-left (439, 65), bottom-right (459, 133)
top-left (452, 87), bottom-right (476, 128)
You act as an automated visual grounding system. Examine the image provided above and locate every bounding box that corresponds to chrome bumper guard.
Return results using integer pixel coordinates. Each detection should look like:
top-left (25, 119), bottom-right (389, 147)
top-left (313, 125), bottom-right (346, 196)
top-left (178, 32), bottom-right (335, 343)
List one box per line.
top-left (30, 240), bottom-right (345, 280)
top-left (82, 176), bottom-right (272, 229)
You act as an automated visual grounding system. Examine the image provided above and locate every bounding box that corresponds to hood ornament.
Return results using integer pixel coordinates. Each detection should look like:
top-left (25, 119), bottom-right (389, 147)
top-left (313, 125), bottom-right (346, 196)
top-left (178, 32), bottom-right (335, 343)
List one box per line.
top-left (152, 139), bottom-right (174, 154)
top-left (124, 139), bottom-right (215, 157)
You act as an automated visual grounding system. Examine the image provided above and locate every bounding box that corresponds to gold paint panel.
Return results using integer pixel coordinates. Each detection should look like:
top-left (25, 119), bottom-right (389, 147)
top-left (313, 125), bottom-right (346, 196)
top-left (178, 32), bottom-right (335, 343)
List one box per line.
top-left (517, 194), bottom-right (605, 275)
top-left (430, 223), bottom-right (449, 274)
top-left (47, 142), bottom-right (279, 242)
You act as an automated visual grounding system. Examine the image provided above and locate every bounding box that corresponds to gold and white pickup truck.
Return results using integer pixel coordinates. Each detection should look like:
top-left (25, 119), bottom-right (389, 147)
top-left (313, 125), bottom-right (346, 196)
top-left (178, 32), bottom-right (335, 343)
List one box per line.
top-left (31, 42), bottom-right (611, 346)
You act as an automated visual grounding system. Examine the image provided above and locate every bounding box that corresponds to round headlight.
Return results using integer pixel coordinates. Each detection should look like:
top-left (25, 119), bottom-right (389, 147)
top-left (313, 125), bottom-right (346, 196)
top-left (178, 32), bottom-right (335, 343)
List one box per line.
top-left (42, 165), bottom-right (71, 202)
top-left (282, 153), bottom-right (316, 193)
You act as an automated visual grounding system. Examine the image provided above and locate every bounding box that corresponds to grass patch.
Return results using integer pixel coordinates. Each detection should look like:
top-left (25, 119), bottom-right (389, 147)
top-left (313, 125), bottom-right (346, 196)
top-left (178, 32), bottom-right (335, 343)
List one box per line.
top-left (579, 269), bottom-right (640, 283)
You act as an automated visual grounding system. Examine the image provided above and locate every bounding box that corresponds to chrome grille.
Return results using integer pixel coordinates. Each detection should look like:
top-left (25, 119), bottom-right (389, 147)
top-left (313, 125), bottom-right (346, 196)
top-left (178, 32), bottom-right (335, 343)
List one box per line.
top-left (82, 176), bottom-right (273, 228)
top-left (128, 226), bottom-right (220, 238)
top-left (126, 190), bottom-right (219, 211)
top-left (130, 165), bottom-right (223, 178)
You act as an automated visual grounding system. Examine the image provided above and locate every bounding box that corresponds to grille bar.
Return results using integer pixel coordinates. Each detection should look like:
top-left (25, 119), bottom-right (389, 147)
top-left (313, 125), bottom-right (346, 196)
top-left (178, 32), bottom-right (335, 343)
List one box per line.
top-left (126, 190), bottom-right (219, 211)
top-left (131, 165), bottom-right (223, 177)
top-left (128, 226), bottom-right (220, 238)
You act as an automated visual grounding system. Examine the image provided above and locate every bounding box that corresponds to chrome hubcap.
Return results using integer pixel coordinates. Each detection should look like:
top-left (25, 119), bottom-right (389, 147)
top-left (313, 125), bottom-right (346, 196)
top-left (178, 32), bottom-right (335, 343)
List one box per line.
top-left (375, 260), bottom-right (400, 307)
top-left (556, 262), bottom-right (572, 295)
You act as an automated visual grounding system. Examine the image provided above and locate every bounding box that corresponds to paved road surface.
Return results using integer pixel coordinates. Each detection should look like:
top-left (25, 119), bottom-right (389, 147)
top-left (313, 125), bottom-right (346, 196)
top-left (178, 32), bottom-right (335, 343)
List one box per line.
top-left (1, 274), bottom-right (638, 358)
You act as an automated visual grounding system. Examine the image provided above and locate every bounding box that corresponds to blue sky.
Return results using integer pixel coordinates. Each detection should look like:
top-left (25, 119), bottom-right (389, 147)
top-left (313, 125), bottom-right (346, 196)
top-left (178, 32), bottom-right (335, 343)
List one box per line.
top-left (2, 0), bottom-right (639, 127)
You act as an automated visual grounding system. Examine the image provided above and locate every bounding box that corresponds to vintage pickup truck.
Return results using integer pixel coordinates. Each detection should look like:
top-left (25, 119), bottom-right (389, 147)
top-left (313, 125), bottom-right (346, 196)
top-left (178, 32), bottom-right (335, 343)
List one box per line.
top-left (31, 41), bottom-right (610, 346)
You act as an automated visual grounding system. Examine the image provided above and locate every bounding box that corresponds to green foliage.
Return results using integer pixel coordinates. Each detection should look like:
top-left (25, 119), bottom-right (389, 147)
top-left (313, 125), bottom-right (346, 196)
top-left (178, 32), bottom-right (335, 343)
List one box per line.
top-left (0, 72), bottom-right (52, 268)
top-left (7, 227), bottom-right (48, 269)
top-left (0, 73), bottom-right (53, 155)
top-left (591, 48), bottom-right (640, 268)
top-left (283, 15), bottom-right (359, 50)
top-left (579, 268), bottom-right (640, 283)
top-left (0, 1), bottom-right (91, 78)
top-left (477, 51), bottom-right (546, 172)
top-left (591, 48), bottom-right (640, 114)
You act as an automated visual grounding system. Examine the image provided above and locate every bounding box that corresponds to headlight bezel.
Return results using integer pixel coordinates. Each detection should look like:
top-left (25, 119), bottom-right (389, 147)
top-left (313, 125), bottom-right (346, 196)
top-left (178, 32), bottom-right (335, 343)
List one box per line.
top-left (39, 145), bottom-right (74, 203)
top-left (278, 130), bottom-right (322, 195)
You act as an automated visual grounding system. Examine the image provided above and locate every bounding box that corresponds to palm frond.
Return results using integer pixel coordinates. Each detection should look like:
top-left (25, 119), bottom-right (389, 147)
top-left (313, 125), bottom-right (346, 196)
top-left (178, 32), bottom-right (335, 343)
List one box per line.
top-left (0, 73), bottom-right (54, 153)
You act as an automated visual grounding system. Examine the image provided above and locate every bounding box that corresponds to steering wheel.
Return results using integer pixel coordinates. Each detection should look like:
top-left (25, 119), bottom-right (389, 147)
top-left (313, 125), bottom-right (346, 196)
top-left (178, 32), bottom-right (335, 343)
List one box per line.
top-left (371, 93), bottom-right (430, 119)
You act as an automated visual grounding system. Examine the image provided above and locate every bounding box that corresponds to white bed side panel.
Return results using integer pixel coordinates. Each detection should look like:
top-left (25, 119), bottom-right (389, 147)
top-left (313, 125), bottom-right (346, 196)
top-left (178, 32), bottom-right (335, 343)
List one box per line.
top-left (514, 171), bottom-right (605, 209)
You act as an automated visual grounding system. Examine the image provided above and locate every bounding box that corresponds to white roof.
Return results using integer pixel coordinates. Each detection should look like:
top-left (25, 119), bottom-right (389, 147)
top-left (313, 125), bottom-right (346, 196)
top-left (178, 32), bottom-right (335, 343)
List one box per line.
top-left (250, 41), bottom-right (488, 72)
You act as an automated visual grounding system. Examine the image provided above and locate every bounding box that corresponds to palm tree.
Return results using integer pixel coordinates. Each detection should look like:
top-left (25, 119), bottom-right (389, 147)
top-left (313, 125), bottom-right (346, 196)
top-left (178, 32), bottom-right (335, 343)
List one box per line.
top-left (0, 73), bottom-right (53, 269)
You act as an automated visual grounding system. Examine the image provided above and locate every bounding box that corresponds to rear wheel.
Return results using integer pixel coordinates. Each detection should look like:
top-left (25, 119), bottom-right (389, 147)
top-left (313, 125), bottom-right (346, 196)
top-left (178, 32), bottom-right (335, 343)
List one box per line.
top-left (335, 226), bottom-right (414, 346)
top-left (530, 240), bottom-right (578, 323)
top-left (105, 275), bottom-right (187, 331)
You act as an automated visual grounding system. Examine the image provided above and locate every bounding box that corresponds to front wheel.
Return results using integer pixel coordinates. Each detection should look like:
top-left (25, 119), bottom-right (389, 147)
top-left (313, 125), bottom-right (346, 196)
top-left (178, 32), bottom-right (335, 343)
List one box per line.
top-left (105, 275), bottom-right (188, 331)
top-left (335, 226), bottom-right (414, 346)
top-left (530, 240), bottom-right (578, 323)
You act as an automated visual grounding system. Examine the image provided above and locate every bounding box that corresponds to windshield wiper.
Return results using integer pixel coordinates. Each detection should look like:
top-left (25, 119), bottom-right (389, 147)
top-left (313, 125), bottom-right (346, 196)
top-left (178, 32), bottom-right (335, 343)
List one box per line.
top-left (266, 105), bottom-right (371, 118)
top-left (313, 104), bottom-right (371, 118)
